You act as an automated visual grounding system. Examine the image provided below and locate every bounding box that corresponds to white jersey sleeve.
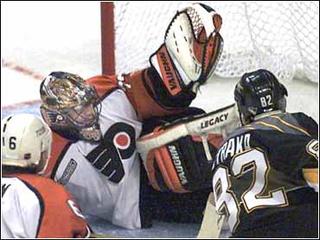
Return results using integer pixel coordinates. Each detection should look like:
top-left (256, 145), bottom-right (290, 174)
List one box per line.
top-left (1, 177), bottom-right (41, 238)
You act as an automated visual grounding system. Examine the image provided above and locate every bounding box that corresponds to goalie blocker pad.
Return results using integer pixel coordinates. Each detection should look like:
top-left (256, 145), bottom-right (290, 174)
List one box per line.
top-left (144, 131), bottom-right (222, 193)
top-left (137, 104), bottom-right (240, 193)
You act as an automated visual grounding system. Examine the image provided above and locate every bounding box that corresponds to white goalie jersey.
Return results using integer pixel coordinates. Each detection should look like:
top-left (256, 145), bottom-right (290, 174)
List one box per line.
top-left (44, 77), bottom-right (143, 229)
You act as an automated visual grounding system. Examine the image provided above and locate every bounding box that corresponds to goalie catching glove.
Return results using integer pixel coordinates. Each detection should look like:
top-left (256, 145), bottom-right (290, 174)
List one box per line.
top-left (149, 3), bottom-right (224, 101)
top-left (137, 104), bottom-right (240, 193)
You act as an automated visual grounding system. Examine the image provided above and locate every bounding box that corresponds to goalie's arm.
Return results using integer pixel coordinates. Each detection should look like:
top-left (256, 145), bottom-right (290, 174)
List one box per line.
top-left (122, 68), bottom-right (196, 121)
top-left (119, 3), bottom-right (223, 121)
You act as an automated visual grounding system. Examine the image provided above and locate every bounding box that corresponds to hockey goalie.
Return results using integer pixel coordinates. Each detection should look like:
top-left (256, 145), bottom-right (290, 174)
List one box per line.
top-left (38, 3), bottom-right (237, 231)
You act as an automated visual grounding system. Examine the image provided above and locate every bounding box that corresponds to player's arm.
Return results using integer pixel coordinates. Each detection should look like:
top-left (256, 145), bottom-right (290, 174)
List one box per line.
top-left (17, 188), bottom-right (41, 238)
top-left (36, 184), bottom-right (91, 238)
top-left (303, 139), bottom-right (319, 192)
top-left (293, 112), bottom-right (318, 139)
top-left (137, 104), bottom-right (240, 193)
top-left (120, 3), bottom-right (223, 120)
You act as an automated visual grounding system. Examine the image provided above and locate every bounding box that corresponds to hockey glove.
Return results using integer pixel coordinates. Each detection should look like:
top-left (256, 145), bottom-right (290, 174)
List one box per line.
top-left (149, 3), bottom-right (223, 96)
top-left (137, 104), bottom-right (239, 193)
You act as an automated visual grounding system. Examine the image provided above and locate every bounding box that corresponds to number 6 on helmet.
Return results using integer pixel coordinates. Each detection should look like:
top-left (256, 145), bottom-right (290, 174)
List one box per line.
top-left (1, 114), bottom-right (52, 174)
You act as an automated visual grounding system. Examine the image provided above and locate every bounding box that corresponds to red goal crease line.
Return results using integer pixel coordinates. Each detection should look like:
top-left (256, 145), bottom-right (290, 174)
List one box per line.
top-left (2, 99), bottom-right (42, 111)
top-left (2, 59), bottom-right (43, 110)
top-left (2, 59), bottom-right (44, 81)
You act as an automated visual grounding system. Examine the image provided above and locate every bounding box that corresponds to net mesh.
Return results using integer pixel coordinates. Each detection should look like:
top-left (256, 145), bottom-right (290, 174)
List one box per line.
top-left (113, 1), bottom-right (319, 83)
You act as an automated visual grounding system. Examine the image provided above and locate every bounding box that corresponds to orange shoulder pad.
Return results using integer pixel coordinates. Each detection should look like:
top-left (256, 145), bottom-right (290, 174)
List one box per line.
top-left (86, 75), bottom-right (118, 98)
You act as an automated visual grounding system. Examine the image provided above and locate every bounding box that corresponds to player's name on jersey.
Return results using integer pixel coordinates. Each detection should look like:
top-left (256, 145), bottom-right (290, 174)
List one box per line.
top-left (214, 133), bottom-right (251, 167)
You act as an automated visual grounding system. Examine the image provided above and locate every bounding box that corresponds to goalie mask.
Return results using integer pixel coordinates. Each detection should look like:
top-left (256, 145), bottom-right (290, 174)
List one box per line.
top-left (40, 71), bottom-right (102, 142)
top-left (2, 114), bottom-right (52, 174)
top-left (234, 69), bottom-right (288, 125)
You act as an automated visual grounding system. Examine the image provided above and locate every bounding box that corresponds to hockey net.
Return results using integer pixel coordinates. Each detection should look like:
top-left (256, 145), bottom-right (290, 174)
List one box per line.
top-left (102, 2), bottom-right (319, 83)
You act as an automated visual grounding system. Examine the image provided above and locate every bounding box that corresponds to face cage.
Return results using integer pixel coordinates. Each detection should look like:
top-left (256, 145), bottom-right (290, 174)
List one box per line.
top-left (64, 102), bottom-right (101, 128)
top-left (41, 102), bottom-right (102, 142)
top-left (62, 102), bottom-right (102, 140)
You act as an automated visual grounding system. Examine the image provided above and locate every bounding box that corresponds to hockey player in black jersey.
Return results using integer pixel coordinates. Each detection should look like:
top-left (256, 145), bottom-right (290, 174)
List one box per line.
top-left (211, 69), bottom-right (318, 237)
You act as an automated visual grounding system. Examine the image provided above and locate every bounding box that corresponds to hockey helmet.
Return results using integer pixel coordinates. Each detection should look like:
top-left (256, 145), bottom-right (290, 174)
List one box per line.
top-left (234, 69), bottom-right (288, 125)
top-left (2, 114), bottom-right (52, 174)
top-left (40, 71), bottom-right (102, 142)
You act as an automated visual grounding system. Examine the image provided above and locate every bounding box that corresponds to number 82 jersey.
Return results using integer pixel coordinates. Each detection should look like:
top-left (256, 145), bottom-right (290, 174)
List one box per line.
top-left (212, 111), bottom-right (318, 237)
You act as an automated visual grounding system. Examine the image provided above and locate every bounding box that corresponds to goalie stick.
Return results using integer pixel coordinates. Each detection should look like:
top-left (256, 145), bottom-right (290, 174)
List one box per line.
top-left (197, 192), bottom-right (226, 238)
top-left (136, 103), bottom-right (240, 158)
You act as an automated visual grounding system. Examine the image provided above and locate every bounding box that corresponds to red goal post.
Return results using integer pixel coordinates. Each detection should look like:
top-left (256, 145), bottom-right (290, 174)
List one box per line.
top-left (101, 2), bottom-right (115, 75)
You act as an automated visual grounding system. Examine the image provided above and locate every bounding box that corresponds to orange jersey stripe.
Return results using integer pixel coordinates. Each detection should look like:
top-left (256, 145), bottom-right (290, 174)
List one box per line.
top-left (16, 174), bottom-right (89, 238)
top-left (44, 132), bottom-right (71, 178)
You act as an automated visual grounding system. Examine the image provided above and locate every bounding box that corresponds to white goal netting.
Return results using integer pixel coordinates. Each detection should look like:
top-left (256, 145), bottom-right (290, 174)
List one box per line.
top-left (113, 1), bottom-right (319, 83)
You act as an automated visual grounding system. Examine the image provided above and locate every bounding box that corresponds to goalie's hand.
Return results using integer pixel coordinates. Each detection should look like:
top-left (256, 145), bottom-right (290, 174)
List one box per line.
top-left (137, 104), bottom-right (239, 193)
top-left (150, 3), bottom-right (223, 95)
top-left (138, 126), bottom-right (223, 193)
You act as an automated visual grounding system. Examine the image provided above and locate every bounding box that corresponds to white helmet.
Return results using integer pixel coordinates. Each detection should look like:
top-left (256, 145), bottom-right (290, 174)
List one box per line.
top-left (1, 114), bottom-right (52, 174)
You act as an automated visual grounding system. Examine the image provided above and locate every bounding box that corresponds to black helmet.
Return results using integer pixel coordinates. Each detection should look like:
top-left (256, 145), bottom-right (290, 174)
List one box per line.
top-left (40, 71), bottom-right (102, 142)
top-left (234, 69), bottom-right (288, 125)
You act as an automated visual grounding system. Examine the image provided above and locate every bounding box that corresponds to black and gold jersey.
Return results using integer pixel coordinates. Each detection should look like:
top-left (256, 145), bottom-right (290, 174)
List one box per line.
top-left (212, 111), bottom-right (318, 237)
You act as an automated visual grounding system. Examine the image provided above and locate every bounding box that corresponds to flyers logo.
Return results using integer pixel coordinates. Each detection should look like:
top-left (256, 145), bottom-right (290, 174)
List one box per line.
top-left (107, 123), bottom-right (136, 159)
top-left (86, 122), bottom-right (136, 183)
